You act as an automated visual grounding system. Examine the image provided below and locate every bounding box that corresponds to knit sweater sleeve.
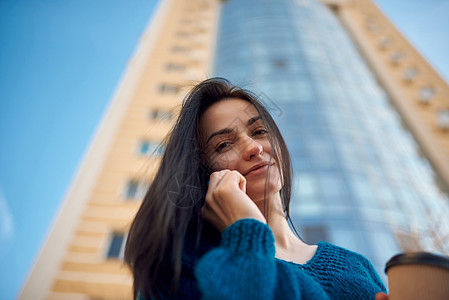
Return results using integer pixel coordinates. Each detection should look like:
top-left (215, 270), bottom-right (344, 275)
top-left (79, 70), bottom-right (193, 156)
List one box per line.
top-left (301, 242), bottom-right (387, 300)
top-left (194, 219), bottom-right (330, 300)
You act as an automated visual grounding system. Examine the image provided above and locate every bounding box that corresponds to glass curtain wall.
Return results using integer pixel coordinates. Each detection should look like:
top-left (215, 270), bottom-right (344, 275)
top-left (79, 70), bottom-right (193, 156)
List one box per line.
top-left (214, 0), bottom-right (449, 279)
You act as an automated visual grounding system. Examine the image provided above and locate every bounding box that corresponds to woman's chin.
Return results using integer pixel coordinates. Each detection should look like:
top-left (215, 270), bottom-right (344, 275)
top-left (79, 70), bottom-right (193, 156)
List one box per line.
top-left (246, 185), bottom-right (281, 203)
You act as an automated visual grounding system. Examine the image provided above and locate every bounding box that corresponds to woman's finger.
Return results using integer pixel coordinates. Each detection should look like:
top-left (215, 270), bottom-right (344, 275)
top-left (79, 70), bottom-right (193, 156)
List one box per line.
top-left (375, 292), bottom-right (388, 300)
top-left (207, 169), bottom-right (230, 191)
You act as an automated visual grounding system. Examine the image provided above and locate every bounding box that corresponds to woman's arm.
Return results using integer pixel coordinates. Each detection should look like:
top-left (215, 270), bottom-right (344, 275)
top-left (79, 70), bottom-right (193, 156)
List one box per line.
top-left (195, 219), bottom-right (330, 300)
top-left (195, 219), bottom-right (276, 299)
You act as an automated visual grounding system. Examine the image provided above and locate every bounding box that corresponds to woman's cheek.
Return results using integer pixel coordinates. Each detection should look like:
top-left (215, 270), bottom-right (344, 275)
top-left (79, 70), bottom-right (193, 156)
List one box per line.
top-left (210, 153), bottom-right (231, 171)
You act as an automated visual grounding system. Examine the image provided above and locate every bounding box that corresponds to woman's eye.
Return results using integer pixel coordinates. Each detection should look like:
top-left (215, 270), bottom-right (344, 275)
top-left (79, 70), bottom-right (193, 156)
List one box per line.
top-left (215, 142), bottom-right (231, 152)
top-left (254, 129), bottom-right (268, 136)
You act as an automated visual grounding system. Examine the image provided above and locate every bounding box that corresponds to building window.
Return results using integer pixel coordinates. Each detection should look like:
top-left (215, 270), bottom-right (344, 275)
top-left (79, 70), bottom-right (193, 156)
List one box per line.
top-left (171, 45), bottom-right (189, 53)
top-left (149, 108), bottom-right (174, 121)
top-left (437, 109), bottom-right (449, 130)
top-left (106, 232), bottom-right (126, 259)
top-left (139, 141), bottom-right (164, 156)
top-left (418, 86), bottom-right (435, 103)
top-left (125, 179), bottom-right (149, 200)
top-left (390, 52), bottom-right (404, 64)
top-left (273, 59), bottom-right (287, 69)
top-left (403, 67), bottom-right (419, 81)
top-left (180, 18), bottom-right (193, 24)
top-left (365, 19), bottom-right (380, 33)
top-left (159, 84), bottom-right (180, 94)
top-left (166, 63), bottom-right (186, 71)
top-left (175, 31), bottom-right (189, 37)
top-left (378, 36), bottom-right (392, 49)
top-left (302, 225), bottom-right (328, 244)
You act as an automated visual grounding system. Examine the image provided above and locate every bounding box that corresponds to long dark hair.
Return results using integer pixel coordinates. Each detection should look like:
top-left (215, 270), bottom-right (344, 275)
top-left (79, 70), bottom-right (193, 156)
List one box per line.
top-left (124, 78), bottom-right (294, 299)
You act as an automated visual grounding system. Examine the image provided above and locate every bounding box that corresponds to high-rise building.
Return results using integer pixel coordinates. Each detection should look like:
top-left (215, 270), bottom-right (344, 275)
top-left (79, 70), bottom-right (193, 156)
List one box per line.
top-left (20, 0), bottom-right (449, 299)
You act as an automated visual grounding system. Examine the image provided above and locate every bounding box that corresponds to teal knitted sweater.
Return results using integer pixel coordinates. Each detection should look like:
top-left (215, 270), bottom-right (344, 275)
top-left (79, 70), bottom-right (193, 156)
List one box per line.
top-left (194, 218), bottom-right (386, 299)
top-left (148, 218), bottom-right (386, 299)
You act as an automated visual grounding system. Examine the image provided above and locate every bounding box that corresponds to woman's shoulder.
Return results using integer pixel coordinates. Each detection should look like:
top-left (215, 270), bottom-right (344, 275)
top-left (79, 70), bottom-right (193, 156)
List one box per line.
top-left (308, 241), bottom-right (376, 271)
top-left (303, 242), bottom-right (387, 295)
top-left (312, 242), bottom-right (385, 284)
top-left (274, 241), bottom-right (371, 275)
top-left (316, 241), bottom-right (367, 261)
top-left (295, 241), bottom-right (384, 282)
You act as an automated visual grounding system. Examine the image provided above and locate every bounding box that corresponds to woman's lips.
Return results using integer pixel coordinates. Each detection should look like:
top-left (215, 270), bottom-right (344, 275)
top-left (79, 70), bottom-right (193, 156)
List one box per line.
top-left (245, 164), bottom-right (269, 176)
top-left (243, 162), bottom-right (274, 176)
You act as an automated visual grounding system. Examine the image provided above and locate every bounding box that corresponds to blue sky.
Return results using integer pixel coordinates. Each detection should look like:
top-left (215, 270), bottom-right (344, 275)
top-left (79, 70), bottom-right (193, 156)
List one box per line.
top-left (375, 0), bottom-right (449, 83)
top-left (0, 0), bottom-right (448, 299)
top-left (0, 1), bottom-right (159, 299)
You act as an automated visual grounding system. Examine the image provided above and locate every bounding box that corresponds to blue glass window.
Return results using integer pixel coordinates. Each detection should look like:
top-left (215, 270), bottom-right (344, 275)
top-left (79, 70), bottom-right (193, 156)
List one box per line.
top-left (125, 180), bottom-right (149, 200)
top-left (107, 233), bottom-right (125, 259)
top-left (139, 141), bottom-right (164, 156)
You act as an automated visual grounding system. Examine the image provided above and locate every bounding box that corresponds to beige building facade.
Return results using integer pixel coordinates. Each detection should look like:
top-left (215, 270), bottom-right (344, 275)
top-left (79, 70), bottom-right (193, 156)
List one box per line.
top-left (20, 0), bottom-right (220, 299)
top-left (20, 0), bottom-right (449, 299)
top-left (329, 0), bottom-right (449, 193)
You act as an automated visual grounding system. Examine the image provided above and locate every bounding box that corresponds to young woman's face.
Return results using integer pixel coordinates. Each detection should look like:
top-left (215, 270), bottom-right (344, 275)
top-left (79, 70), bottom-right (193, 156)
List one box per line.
top-left (199, 98), bottom-right (282, 202)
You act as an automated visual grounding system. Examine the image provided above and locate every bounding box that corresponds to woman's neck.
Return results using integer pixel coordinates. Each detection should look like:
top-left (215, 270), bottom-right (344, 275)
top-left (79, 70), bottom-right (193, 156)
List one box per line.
top-left (254, 194), bottom-right (301, 248)
top-left (255, 193), bottom-right (317, 264)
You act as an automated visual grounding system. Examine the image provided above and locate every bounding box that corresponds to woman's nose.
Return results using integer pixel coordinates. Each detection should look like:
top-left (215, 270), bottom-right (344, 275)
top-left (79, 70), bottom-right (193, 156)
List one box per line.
top-left (242, 137), bottom-right (263, 160)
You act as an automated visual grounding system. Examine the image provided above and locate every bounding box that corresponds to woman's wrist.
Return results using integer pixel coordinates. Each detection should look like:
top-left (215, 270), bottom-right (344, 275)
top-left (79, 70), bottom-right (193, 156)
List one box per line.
top-left (221, 219), bottom-right (275, 256)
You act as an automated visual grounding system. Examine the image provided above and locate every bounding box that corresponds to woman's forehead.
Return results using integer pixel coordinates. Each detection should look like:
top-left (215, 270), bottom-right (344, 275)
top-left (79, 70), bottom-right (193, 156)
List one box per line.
top-left (200, 98), bottom-right (260, 131)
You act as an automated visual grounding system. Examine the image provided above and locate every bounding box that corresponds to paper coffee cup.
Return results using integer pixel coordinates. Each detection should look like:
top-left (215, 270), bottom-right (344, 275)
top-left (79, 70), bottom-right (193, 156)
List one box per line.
top-left (385, 252), bottom-right (449, 300)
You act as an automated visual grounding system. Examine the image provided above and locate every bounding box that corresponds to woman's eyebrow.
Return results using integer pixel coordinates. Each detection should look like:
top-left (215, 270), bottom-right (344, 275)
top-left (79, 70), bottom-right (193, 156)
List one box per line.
top-left (205, 116), bottom-right (262, 144)
top-left (247, 115), bottom-right (261, 126)
top-left (206, 128), bottom-right (234, 144)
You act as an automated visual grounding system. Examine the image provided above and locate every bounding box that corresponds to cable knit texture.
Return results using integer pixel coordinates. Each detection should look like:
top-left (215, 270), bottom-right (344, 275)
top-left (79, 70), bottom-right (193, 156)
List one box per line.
top-left (144, 219), bottom-right (386, 299)
top-left (195, 219), bottom-right (386, 300)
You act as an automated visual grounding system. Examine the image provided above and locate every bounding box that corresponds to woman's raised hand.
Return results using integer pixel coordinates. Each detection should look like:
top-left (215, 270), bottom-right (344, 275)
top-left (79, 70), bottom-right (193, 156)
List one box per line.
top-left (202, 170), bottom-right (266, 231)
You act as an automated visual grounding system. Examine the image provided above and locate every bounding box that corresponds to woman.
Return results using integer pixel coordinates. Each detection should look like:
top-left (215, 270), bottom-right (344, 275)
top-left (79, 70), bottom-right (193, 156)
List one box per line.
top-left (125, 78), bottom-right (388, 299)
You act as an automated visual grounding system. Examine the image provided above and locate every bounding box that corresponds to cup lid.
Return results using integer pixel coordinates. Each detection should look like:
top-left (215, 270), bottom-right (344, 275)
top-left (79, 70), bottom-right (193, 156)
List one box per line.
top-left (385, 252), bottom-right (449, 274)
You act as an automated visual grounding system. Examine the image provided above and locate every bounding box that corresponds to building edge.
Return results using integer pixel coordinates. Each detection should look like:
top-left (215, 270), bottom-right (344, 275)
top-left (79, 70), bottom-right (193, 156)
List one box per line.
top-left (332, 0), bottom-right (449, 193)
